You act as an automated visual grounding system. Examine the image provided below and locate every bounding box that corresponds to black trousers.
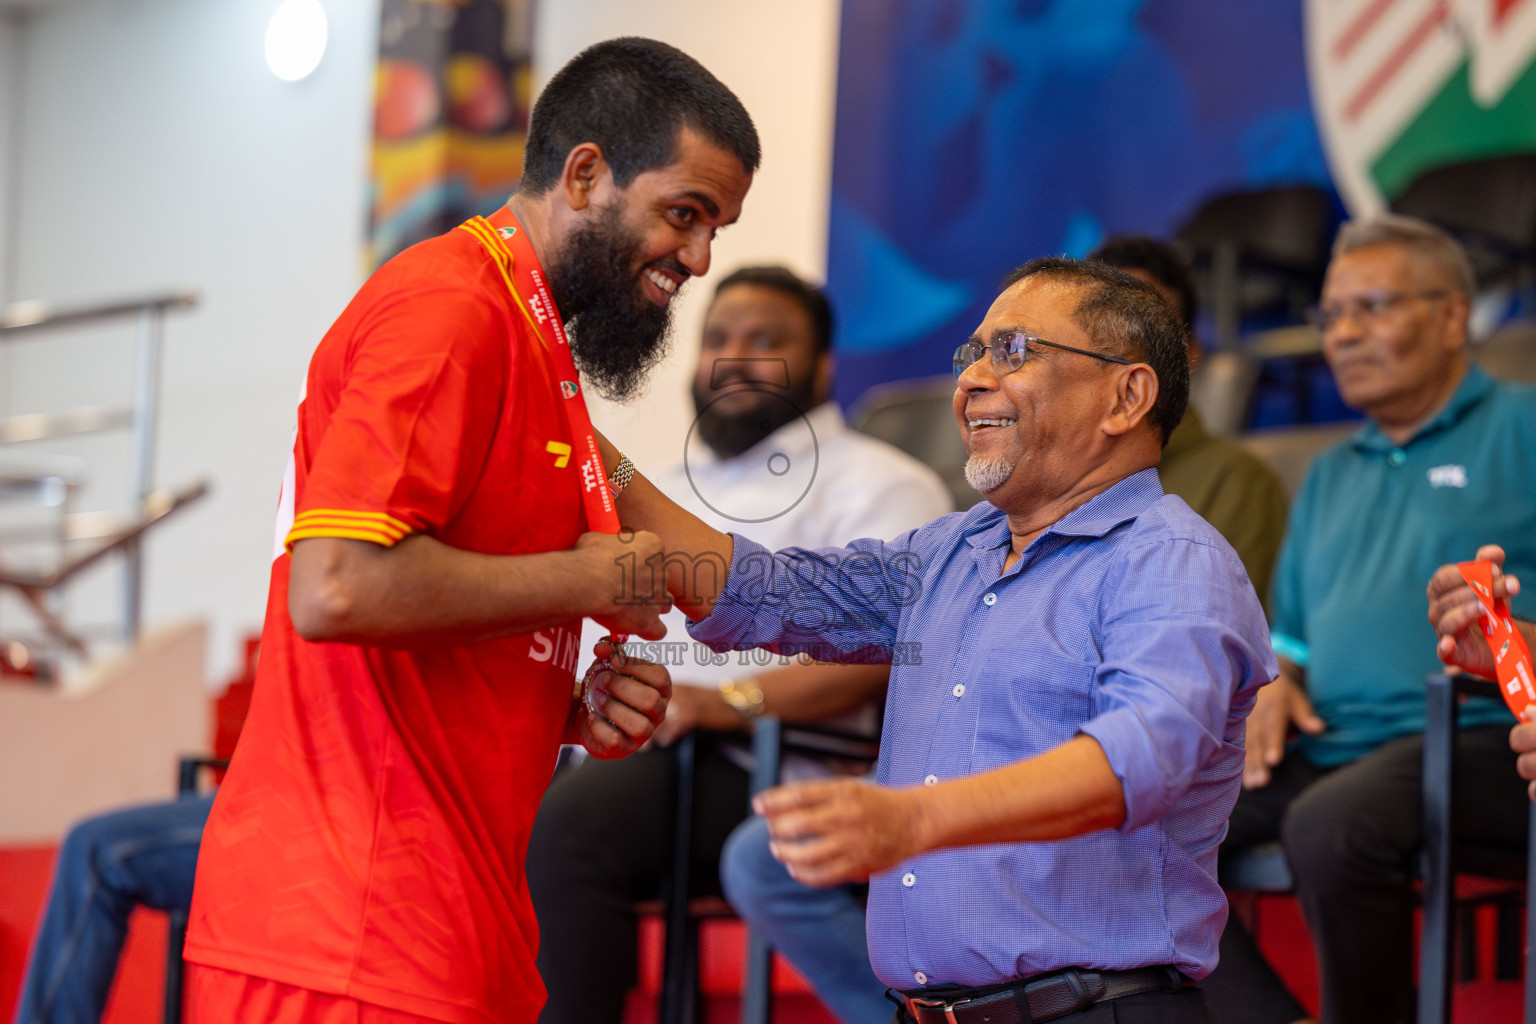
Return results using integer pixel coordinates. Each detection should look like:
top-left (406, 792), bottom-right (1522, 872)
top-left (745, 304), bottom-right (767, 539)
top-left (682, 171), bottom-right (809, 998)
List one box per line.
top-left (890, 989), bottom-right (1212, 1023)
top-left (526, 738), bottom-right (752, 1024)
top-left (1201, 726), bottom-right (1529, 1024)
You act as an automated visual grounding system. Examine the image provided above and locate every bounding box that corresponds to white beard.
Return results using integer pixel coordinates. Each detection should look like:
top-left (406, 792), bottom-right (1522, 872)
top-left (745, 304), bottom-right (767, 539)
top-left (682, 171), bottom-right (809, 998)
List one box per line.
top-left (964, 453), bottom-right (1016, 494)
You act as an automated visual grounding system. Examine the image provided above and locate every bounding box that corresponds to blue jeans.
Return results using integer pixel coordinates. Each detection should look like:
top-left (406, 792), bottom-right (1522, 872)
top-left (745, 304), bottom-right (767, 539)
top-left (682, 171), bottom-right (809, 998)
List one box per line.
top-left (13, 794), bottom-right (213, 1024)
top-left (720, 815), bottom-right (893, 1024)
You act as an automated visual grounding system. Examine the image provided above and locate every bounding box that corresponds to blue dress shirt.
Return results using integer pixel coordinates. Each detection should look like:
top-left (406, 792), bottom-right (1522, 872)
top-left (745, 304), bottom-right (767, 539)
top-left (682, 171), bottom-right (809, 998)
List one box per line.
top-left (688, 468), bottom-right (1276, 989)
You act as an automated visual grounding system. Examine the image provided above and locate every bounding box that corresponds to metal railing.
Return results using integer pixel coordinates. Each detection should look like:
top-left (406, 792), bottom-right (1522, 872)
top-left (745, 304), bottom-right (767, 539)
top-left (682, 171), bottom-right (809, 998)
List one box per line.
top-left (0, 289), bottom-right (202, 651)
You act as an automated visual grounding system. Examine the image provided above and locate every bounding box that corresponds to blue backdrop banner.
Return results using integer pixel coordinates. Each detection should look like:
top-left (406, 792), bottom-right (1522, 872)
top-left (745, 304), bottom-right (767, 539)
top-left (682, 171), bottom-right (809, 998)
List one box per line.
top-left (826, 0), bottom-right (1332, 408)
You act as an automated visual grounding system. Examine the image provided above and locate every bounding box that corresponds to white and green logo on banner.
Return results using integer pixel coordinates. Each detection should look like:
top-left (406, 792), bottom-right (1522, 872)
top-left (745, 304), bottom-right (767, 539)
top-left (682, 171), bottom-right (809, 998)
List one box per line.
top-left (1308, 0), bottom-right (1536, 212)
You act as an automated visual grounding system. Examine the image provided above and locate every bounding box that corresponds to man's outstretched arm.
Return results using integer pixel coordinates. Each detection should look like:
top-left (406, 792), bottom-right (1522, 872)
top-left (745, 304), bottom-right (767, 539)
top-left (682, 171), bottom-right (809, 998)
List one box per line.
top-left (289, 534), bottom-right (674, 758)
top-left (756, 735), bottom-right (1126, 886)
top-left (289, 531), bottom-right (671, 647)
top-left (597, 432), bottom-right (735, 622)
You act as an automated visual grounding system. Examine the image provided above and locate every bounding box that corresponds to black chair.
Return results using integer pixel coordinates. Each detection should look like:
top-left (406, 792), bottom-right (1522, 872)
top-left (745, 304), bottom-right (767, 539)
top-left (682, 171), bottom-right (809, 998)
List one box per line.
top-left (1391, 154), bottom-right (1536, 291)
top-left (739, 717), bottom-right (881, 1024)
top-left (1188, 350), bottom-right (1262, 436)
top-left (651, 717), bottom-right (880, 1024)
top-left (1419, 673), bottom-right (1535, 1024)
top-left (653, 730), bottom-right (725, 1024)
top-left (1218, 841), bottom-right (1294, 943)
top-left (163, 755), bottom-right (227, 1024)
top-left (1174, 185), bottom-right (1335, 350)
top-left (850, 376), bottom-right (978, 513)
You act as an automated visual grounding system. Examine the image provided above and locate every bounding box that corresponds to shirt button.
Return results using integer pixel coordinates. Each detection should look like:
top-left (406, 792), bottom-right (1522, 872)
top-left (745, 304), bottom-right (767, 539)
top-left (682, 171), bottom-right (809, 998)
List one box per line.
top-left (983, 592), bottom-right (997, 606)
top-left (952, 683), bottom-right (965, 697)
top-left (1387, 449), bottom-right (1407, 467)
top-left (902, 871), bottom-right (916, 887)
top-left (925, 774), bottom-right (938, 786)
top-left (914, 971), bottom-right (928, 985)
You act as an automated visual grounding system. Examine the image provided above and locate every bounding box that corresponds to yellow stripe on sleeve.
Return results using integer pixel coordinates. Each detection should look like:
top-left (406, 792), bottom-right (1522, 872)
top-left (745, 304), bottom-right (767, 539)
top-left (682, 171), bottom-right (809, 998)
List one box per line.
top-left (284, 509), bottom-right (416, 552)
top-left (293, 508), bottom-right (412, 534)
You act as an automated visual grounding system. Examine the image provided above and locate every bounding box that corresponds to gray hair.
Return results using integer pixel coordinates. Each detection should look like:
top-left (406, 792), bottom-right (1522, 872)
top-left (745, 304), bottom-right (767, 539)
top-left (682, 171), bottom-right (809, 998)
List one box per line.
top-left (1333, 214), bottom-right (1476, 297)
top-left (1000, 256), bottom-right (1190, 447)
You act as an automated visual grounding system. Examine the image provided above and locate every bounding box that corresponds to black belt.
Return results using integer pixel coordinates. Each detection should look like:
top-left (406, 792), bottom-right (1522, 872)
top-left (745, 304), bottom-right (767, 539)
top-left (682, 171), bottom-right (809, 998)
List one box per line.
top-left (897, 966), bottom-right (1190, 1024)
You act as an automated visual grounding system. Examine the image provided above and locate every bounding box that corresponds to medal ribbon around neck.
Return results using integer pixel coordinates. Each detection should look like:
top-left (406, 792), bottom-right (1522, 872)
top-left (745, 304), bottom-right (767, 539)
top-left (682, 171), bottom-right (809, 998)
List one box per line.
top-left (458, 208), bottom-right (621, 535)
top-left (1456, 559), bottom-right (1536, 721)
top-left (458, 209), bottom-right (631, 688)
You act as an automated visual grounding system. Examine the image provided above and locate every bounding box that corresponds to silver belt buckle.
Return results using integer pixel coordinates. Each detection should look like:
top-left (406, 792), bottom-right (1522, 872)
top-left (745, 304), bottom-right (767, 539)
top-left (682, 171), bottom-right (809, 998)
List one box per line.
top-left (910, 995), bottom-right (973, 1024)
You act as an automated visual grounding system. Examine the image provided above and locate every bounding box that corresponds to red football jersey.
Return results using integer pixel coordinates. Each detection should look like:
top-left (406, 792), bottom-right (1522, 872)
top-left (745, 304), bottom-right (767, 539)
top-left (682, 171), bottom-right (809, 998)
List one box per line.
top-left (185, 227), bottom-right (587, 1023)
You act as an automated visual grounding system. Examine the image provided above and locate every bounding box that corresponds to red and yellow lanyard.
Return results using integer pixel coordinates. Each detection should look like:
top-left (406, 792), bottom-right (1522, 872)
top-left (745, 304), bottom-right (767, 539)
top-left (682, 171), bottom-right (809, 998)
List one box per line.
top-left (459, 209), bottom-right (631, 684)
top-left (458, 207), bottom-right (621, 535)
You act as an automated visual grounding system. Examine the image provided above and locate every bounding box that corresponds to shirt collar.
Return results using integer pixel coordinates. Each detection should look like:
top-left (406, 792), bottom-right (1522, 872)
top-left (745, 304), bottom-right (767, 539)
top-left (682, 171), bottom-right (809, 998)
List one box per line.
top-left (963, 466), bottom-right (1166, 552)
top-left (1352, 364), bottom-right (1495, 451)
top-left (687, 400), bottom-right (846, 467)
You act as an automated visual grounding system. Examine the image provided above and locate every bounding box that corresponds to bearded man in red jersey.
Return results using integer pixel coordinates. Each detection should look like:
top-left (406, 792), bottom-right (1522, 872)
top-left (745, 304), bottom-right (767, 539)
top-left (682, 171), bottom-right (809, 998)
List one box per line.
top-left (184, 37), bottom-right (759, 1024)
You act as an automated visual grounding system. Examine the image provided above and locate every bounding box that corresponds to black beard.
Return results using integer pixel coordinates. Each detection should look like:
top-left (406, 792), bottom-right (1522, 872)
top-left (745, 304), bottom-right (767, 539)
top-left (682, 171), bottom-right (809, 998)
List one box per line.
top-left (691, 371), bottom-right (821, 459)
top-left (546, 202), bottom-right (676, 402)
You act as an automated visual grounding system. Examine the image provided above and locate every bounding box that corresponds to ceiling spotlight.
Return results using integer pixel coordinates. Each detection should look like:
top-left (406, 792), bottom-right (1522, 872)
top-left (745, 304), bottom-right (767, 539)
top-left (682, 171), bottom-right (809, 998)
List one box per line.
top-left (266, 0), bottom-right (329, 82)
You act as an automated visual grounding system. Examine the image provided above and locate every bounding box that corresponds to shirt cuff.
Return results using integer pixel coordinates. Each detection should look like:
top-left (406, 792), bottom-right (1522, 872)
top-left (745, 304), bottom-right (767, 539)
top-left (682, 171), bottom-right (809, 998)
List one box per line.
top-left (684, 533), bottom-right (770, 650)
top-left (1080, 709), bottom-right (1182, 834)
top-left (285, 509), bottom-right (413, 551)
top-left (1269, 631), bottom-right (1309, 668)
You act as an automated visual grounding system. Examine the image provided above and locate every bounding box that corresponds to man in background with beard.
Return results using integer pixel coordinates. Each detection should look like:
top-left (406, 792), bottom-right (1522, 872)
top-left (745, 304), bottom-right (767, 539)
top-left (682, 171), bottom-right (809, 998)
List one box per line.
top-left (182, 38), bottom-right (758, 1024)
top-left (526, 266), bottom-right (951, 1024)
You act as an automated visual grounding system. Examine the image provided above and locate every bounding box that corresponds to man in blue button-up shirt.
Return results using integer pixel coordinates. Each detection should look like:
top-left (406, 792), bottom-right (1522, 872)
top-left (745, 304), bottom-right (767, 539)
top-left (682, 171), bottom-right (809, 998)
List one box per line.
top-left (597, 257), bottom-right (1275, 1023)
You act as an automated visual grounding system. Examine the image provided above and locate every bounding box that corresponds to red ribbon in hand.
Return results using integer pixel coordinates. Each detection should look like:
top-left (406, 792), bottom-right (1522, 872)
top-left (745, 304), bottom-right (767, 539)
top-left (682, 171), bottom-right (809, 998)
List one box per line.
top-left (1457, 559), bottom-right (1536, 721)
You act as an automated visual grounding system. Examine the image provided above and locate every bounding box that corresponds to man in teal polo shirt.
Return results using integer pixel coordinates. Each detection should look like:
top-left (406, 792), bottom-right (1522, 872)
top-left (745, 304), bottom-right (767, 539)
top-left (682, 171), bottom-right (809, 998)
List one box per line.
top-left (1203, 215), bottom-right (1536, 1024)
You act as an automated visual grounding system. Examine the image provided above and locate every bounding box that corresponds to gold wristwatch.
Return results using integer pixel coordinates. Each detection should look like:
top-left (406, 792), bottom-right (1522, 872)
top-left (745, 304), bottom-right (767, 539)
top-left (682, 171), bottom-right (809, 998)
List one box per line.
top-left (718, 676), bottom-right (765, 723)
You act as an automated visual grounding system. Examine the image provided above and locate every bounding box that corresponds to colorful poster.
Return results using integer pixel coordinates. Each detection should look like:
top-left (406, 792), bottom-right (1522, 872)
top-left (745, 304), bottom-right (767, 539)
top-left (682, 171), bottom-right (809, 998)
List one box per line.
top-left (369, 0), bottom-right (535, 268)
top-left (1307, 0), bottom-right (1536, 213)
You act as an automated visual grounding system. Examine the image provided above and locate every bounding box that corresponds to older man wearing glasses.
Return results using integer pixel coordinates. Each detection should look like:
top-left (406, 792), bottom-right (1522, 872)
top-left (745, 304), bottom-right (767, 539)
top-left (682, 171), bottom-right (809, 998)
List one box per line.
top-left (1199, 215), bottom-right (1536, 1024)
top-left (599, 256), bottom-right (1275, 1023)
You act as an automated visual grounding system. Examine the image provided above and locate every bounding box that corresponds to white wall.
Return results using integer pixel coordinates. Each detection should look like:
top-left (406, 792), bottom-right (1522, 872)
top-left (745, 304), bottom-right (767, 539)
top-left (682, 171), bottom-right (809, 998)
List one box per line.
top-left (3, 0), bottom-right (378, 679)
top-left (535, 0), bottom-right (842, 472)
top-left (0, 0), bottom-right (839, 681)
top-left (0, 11), bottom-right (23, 405)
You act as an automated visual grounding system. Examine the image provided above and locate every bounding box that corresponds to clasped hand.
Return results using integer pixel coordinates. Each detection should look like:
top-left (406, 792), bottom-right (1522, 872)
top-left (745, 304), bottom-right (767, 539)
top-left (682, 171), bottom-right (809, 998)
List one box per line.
top-left (1425, 545), bottom-right (1536, 798)
top-left (574, 530), bottom-right (673, 640)
top-left (1425, 544), bottom-right (1520, 682)
top-left (573, 639), bottom-right (672, 760)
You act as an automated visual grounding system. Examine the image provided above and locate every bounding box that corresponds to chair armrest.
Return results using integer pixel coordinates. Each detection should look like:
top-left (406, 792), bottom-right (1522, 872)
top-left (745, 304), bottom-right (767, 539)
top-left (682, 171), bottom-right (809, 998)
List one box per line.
top-left (1452, 675), bottom-right (1501, 702)
top-left (749, 716), bottom-right (783, 797)
top-left (748, 716), bottom-right (879, 797)
top-left (177, 755), bottom-right (230, 797)
top-left (779, 721), bottom-right (880, 764)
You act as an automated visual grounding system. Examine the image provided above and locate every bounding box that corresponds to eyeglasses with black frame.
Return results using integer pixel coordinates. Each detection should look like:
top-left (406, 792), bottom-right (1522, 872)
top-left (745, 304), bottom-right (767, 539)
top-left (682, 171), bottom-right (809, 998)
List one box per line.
top-left (953, 331), bottom-right (1134, 380)
top-left (1304, 289), bottom-right (1451, 333)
